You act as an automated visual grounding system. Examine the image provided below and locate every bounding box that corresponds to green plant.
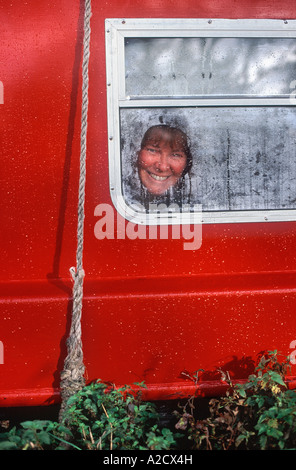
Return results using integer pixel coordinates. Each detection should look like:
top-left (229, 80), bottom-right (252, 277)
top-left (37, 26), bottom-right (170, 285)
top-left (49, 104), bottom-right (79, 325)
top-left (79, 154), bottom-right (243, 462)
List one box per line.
top-left (0, 380), bottom-right (180, 450)
top-left (175, 350), bottom-right (296, 450)
top-left (2, 351), bottom-right (295, 451)
top-left (62, 380), bottom-right (179, 450)
top-left (0, 420), bottom-right (74, 450)
top-left (243, 351), bottom-right (296, 450)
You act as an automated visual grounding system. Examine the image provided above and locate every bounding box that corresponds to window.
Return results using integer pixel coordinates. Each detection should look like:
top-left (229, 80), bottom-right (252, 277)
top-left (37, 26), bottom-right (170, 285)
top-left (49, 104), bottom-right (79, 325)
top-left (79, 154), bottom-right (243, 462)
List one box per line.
top-left (105, 19), bottom-right (296, 224)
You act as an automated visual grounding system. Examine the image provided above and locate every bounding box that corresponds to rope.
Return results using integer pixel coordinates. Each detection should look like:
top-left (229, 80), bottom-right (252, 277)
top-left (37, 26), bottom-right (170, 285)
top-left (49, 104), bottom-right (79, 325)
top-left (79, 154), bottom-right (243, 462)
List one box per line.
top-left (59, 0), bottom-right (92, 422)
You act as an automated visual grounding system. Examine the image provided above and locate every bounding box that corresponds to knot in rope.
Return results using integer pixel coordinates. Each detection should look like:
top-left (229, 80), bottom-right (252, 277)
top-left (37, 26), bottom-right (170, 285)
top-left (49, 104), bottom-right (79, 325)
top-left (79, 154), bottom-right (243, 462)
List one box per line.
top-left (70, 266), bottom-right (85, 282)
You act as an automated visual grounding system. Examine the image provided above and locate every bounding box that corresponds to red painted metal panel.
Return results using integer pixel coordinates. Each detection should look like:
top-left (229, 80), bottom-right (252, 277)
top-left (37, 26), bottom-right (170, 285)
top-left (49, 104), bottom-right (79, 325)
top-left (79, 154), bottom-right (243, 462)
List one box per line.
top-left (1, 0), bottom-right (296, 406)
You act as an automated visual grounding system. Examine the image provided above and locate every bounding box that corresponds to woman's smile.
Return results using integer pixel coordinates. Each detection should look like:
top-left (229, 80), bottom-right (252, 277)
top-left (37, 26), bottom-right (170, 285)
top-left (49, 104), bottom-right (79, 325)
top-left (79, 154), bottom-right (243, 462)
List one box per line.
top-left (147, 172), bottom-right (170, 181)
top-left (138, 141), bottom-right (187, 195)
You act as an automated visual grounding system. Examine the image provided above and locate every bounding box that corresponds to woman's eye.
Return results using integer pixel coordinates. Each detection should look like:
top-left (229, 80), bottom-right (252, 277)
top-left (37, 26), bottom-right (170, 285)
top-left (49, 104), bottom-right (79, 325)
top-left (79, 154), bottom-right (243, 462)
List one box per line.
top-left (147, 147), bottom-right (157, 153)
top-left (171, 153), bottom-right (184, 158)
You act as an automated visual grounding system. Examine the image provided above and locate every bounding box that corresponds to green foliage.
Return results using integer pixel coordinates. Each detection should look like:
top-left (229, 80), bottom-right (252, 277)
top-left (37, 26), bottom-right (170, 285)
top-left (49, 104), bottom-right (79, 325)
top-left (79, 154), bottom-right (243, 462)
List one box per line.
top-left (0, 420), bottom-right (74, 450)
top-left (0, 381), bottom-right (179, 450)
top-left (1, 351), bottom-right (296, 450)
top-left (62, 380), bottom-right (178, 450)
top-left (175, 350), bottom-right (296, 450)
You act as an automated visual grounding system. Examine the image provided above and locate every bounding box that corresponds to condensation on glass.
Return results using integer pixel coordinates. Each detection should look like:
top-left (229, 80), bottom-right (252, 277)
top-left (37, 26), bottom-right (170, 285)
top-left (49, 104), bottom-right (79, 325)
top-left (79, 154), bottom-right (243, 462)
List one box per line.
top-left (121, 36), bottom-right (296, 213)
top-left (125, 37), bottom-right (296, 98)
top-left (121, 107), bottom-right (296, 212)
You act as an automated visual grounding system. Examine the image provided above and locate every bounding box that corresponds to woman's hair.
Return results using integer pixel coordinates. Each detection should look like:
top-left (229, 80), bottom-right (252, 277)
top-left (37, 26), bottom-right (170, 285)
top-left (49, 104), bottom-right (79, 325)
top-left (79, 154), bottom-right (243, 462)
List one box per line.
top-left (139, 124), bottom-right (193, 177)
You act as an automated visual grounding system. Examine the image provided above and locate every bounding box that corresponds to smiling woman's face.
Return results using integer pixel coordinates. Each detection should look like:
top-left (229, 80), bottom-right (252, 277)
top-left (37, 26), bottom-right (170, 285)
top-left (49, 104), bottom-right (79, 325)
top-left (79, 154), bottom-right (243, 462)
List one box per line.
top-left (137, 127), bottom-right (188, 196)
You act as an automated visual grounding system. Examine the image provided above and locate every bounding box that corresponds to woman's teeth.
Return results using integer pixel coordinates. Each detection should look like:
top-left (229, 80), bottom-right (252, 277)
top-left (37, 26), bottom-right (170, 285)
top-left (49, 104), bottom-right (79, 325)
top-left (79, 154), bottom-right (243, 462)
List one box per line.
top-left (149, 173), bottom-right (169, 181)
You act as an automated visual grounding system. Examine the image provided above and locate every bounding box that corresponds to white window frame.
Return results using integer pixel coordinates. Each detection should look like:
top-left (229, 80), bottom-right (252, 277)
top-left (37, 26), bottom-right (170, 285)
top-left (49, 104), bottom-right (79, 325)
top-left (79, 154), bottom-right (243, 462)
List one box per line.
top-left (105, 18), bottom-right (296, 225)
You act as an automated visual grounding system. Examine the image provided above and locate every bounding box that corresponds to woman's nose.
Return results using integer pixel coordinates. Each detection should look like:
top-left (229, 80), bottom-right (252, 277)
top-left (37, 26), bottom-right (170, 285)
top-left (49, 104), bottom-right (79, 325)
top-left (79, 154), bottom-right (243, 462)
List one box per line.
top-left (155, 153), bottom-right (169, 172)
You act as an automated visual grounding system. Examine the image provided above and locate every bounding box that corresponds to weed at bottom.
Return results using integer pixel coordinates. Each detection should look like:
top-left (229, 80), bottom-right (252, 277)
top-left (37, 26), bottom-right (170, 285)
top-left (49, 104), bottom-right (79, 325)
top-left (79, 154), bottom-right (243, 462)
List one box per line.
top-left (174, 350), bottom-right (296, 450)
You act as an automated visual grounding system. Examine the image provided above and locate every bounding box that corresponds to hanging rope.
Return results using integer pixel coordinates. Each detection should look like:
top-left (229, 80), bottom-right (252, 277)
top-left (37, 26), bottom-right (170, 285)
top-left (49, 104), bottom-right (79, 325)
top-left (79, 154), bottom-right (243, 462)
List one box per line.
top-left (59, 0), bottom-right (92, 422)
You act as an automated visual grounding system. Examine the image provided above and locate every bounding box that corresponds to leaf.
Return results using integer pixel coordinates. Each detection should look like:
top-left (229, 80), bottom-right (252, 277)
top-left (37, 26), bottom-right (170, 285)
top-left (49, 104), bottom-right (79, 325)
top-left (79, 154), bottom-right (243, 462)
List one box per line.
top-left (47, 432), bottom-right (82, 450)
top-left (235, 434), bottom-right (246, 447)
top-left (269, 372), bottom-right (286, 387)
top-left (259, 434), bottom-right (267, 450)
top-left (257, 397), bottom-right (266, 408)
top-left (237, 387), bottom-right (247, 398)
top-left (256, 423), bottom-right (267, 435)
top-left (21, 420), bottom-right (49, 430)
top-left (0, 441), bottom-right (18, 450)
top-left (56, 424), bottom-right (73, 436)
top-left (266, 428), bottom-right (284, 439)
top-left (279, 440), bottom-right (286, 450)
top-left (37, 431), bottom-right (52, 446)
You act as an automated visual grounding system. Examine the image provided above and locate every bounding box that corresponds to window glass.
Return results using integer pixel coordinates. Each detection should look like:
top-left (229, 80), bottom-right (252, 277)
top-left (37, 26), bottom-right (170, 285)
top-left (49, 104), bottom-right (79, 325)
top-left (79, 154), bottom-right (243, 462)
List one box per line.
top-left (120, 107), bottom-right (296, 211)
top-left (125, 37), bottom-right (296, 98)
